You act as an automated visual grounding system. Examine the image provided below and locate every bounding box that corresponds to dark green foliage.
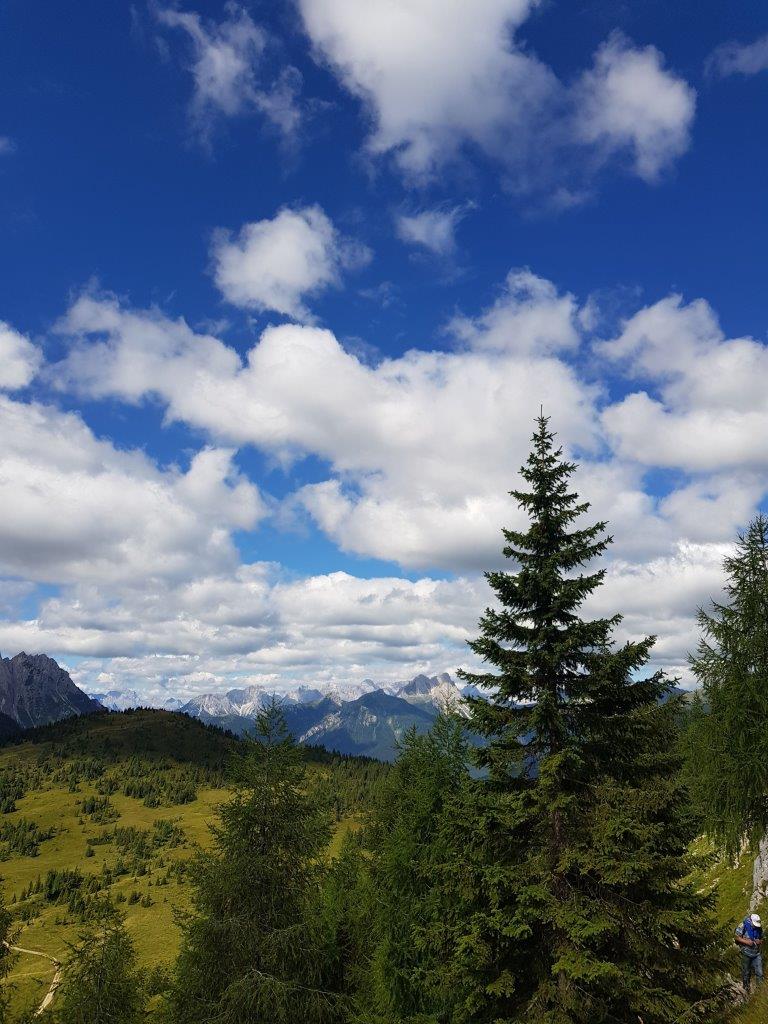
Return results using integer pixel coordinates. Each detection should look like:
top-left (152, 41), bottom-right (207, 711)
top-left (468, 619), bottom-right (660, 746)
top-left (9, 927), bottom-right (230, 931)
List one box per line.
top-left (79, 794), bottom-right (119, 824)
top-left (309, 750), bottom-right (389, 821)
top-left (0, 883), bottom-right (15, 1023)
top-left (0, 764), bottom-right (46, 814)
top-left (447, 416), bottom-right (727, 1023)
top-left (168, 703), bottom-right (345, 1024)
top-left (53, 901), bottom-right (146, 1024)
top-left (118, 757), bottom-right (201, 806)
top-left (42, 868), bottom-right (87, 903)
top-left (145, 962), bottom-right (172, 998)
top-left (346, 714), bottom-right (472, 1023)
top-left (0, 818), bottom-right (54, 859)
top-left (686, 515), bottom-right (768, 858)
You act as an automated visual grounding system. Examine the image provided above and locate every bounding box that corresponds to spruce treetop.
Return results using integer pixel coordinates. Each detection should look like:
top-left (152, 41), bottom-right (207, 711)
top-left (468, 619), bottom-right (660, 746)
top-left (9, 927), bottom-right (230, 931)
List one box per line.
top-left (459, 414), bottom-right (666, 776)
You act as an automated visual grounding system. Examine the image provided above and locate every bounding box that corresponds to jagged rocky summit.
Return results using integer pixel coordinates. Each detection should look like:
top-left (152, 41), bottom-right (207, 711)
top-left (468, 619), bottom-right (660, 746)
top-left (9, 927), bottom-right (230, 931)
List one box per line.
top-left (0, 652), bottom-right (101, 730)
top-left (178, 672), bottom-right (473, 761)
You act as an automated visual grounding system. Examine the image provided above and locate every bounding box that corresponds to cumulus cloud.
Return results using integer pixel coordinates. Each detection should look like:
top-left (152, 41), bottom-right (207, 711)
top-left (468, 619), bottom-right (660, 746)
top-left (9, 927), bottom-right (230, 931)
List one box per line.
top-left (28, 270), bottom-right (768, 693)
top-left (448, 269), bottom-right (581, 355)
top-left (707, 33), bottom-right (768, 78)
top-left (574, 33), bottom-right (696, 183)
top-left (585, 541), bottom-right (730, 684)
top-left (395, 206), bottom-right (469, 255)
top-left (0, 322), bottom-right (42, 389)
top-left (55, 273), bottom-right (600, 568)
top-left (0, 137), bottom-right (15, 156)
top-left (0, 540), bottom-right (727, 695)
top-left (298, 0), bottom-right (695, 193)
top-left (0, 566), bottom-right (487, 693)
top-left (0, 395), bottom-right (266, 585)
top-left (211, 205), bottom-right (371, 321)
top-left (0, 538), bottom-right (735, 695)
top-left (299, 0), bottom-right (547, 178)
top-left (600, 294), bottom-right (768, 470)
top-left (154, 3), bottom-right (302, 142)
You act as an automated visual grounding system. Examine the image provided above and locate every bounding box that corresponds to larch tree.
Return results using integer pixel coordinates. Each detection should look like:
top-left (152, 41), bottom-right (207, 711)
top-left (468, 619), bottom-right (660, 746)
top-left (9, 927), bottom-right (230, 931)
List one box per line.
top-left (450, 415), bottom-right (726, 1024)
top-left (168, 702), bottom-right (345, 1024)
top-left (688, 514), bottom-right (768, 857)
top-left (53, 900), bottom-right (145, 1024)
top-left (360, 714), bottom-right (472, 1023)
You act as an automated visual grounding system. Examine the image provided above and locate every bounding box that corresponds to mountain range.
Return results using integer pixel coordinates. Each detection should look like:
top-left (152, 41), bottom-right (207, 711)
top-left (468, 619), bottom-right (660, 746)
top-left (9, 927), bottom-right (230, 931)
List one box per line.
top-left (0, 652), bottom-right (477, 761)
top-left (0, 653), bottom-right (692, 763)
top-left (89, 689), bottom-right (185, 713)
top-left (89, 672), bottom-right (472, 761)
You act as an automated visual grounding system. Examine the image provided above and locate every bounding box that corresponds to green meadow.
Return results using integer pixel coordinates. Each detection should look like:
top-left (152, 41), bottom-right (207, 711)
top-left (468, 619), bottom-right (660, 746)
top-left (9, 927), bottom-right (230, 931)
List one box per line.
top-left (0, 710), bottom-right (381, 1018)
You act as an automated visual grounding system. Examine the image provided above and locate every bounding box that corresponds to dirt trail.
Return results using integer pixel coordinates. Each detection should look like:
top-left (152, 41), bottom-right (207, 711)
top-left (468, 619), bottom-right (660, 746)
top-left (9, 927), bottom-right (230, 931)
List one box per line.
top-left (3, 941), bottom-right (62, 1016)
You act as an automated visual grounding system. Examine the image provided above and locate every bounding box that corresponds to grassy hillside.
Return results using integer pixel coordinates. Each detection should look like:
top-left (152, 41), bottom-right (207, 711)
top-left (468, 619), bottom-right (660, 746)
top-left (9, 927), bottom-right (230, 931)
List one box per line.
top-left (1, 708), bottom-right (761, 1022)
top-left (689, 837), bottom-right (768, 1023)
top-left (0, 710), bottom-right (385, 1019)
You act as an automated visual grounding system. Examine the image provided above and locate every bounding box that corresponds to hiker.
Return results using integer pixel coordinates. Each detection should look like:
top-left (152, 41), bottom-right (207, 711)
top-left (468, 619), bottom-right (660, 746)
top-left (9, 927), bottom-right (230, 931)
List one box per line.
top-left (735, 912), bottom-right (763, 993)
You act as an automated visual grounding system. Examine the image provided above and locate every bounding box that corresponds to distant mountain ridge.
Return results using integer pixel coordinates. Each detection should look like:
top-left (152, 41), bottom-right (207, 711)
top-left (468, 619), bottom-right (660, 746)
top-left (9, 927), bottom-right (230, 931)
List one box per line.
top-left (88, 689), bottom-right (184, 713)
top-left (0, 652), bottom-right (101, 729)
top-left (175, 672), bottom-right (470, 760)
top-left (85, 672), bottom-right (469, 761)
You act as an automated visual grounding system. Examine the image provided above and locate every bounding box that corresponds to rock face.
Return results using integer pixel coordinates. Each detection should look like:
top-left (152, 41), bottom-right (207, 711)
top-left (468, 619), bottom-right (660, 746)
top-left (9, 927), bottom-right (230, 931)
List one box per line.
top-left (294, 691), bottom-right (437, 761)
top-left (0, 653), bottom-right (101, 729)
top-left (751, 834), bottom-right (768, 911)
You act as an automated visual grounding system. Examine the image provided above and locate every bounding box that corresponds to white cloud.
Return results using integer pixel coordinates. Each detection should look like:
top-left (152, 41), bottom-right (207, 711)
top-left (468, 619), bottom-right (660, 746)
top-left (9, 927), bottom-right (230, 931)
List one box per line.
top-left (155, 3), bottom-right (302, 141)
top-left (448, 269), bottom-right (581, 355)
top-left (298, 0), bottom-right (695, 193)
top-left (0, 322), bottom-right (42, 389)
top-left (708, 34), bottom-right (768, 78)
top-left (600, 295), bottom-right (768, 470)
top-left (299, 0), bottom-right (547, 178)
top-left (0, 541), bottom-right (735, 695)
top-left (574, 33), bottom-right (696, 183)
top-left (36, 272), bottom-right (768, 694)
top-left (395, 206), bottom-right (467, 255)
top-left (211, 205), bottom-right (371, 321)
top-left (0, 395), bottom-right (266, 585)
top-left (55, 274), bottom-right (599, 568)
top-left (0, 137), bottom-right (15, 156)
top-left (585, 541), bottom-right (730, 685)
top-left (0, 566), bottom-right (487, 693)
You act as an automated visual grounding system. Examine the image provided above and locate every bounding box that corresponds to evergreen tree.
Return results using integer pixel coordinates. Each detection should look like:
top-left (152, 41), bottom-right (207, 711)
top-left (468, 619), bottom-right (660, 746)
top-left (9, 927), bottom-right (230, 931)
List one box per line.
top-left (53, 899), bottom-right (145, 1024)
top-left (349, 714), bottom-right (471, 1023)
top-left (168, 703), bottom-right (344, 1024)
top-left (687, 514), bottom-right (768, 857)
top-left (450, 415), bottom-right (726, 1024)
top-left (0, 884), bottom-right (15, 1024)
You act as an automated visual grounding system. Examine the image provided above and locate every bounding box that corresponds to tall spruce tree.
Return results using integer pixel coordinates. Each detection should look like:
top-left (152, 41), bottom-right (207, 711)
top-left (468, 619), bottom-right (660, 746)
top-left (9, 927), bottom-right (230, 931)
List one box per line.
top-left (687, 514), bottom-right (768, 857)
top-left (167, 703), bottom-right (344, 1024)
top-left (451, 415), bottom-right (725, 1024)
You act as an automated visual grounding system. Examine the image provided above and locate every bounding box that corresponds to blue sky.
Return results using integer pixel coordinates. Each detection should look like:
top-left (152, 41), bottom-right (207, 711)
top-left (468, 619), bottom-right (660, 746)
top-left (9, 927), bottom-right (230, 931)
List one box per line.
top-left (0, 0), bottom-right (767, 698)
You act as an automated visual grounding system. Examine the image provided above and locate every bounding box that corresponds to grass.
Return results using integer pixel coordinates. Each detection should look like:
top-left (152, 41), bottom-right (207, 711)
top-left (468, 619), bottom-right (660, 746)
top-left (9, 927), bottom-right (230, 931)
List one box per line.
top-left (688, 836), bottom-right (768, 1023)
top-left (0, 763), bottom-right (230, 1013)
top-left (0, 710), bottom-right (378, 1019)
top-left (691, 836), bottom-right (755, 929)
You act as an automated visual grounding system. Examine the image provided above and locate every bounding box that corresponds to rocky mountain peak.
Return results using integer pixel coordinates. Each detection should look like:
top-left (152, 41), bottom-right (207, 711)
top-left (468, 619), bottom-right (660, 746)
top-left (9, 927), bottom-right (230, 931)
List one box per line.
top-left (0, 652), bottom-right (101, 729)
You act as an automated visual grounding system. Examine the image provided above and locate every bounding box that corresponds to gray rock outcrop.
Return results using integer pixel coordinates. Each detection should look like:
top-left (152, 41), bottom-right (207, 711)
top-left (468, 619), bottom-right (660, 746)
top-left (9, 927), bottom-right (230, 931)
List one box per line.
top-left (0, 652), bottom-right (101, 729)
